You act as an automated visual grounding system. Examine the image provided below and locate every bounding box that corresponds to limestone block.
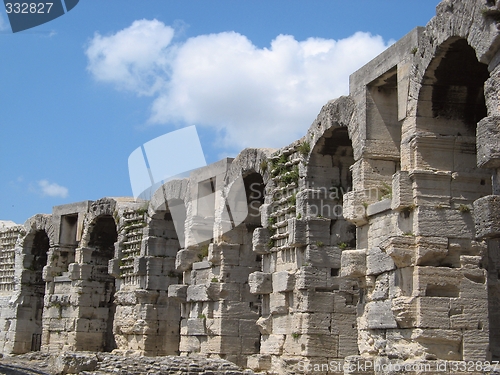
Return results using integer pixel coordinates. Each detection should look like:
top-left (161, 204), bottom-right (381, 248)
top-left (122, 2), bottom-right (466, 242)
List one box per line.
top-left (410, 170), bottom-right (452, 206)
top-left (332, 313), bottom-right (359, 358)
top-left (256, 315), bottom-right (272, 335)
top-left (285, 333), bottom-right (338, 357)
top-left (292, 312), bottom-right (331, 335)
top-left (413, 266), bottom-right (462, 298)
top-left (260, 334), bottom-right (285, 355)
top-left (246, 354), bottom-right (272, 371)
top-left (462, 330), bottom-right (489, 361)
top-left (144, 237), bottom-right (167, 257)
top-left (206, 282), bottom-right (241, 301)
top-left (145, 275), bottom-right (170, 291)
top-left (363, 300), bottom-right (397, 329)
top-left (414, 206), bottom-right (474, 239)
top-left (305, 245), bottom-right (341, 268)
top-left (340, 249), bottom-right (366, 278)
top-left (474, 195), bottom-right (500, 239)
top-left (295, 290), bottom-right (334, 313)
top-left (54, 353), bottom-right (98, 374)
top-left (221, 265), bottom-right (258, 284)
top-left (134, 257), bottom-right (147, 276)
top-left (68, 263), bottom-right (93, 280)
top-left (391, 171), bottom-right (413, 211)
top-left (179, 335), bottom-right (201, 352)
top-left (485, 68), bottom-right (500, 115)
top-left (351, 159), bottom-right (396, 195)
top-left (205, 318), bottom-right (239, 336)
top-left (191, 268), bottom-right (211, 285)
top-left (411, 329), bottom-right (462, 360)
top-left (186, 285), bottom-right (210, 302)
top-left (451, 171), bottom-right (492, 203)
top-left (167, 284), bottom-right (187, 302)
top-left (241, 336), bottom-right (260, 354)
top-left (192, 260), bottom-right (211, 270)
top-left (271, 314), bottom-right (290, 335)
top-left (450, 298), bottom-right (488, 331)
top-left (343, 191), bottom-right (369, 226)
top-left (381, 236), bottom-right (415, 268)
top-left (367, 273), bottom-right (389, 302)
top-left (219, 245), bottom-right (242, 266)
top-left (416, 297), bottom-right (450, 329)
top-left (239, 319), bottom-right (260, 338)
top-left (272, 271), bottom-right (295, 293)
top-left (295, 266), bottom-right (328, 289)
top-left (157, 304), bottom-right (180, 321)
top-left (252, 227), bottom-right (271, 254)
top-left (75, 248), bottom-right (93, 264)
top-left (175, 249), bottom-right (199, 272)
top-left (108, 259), bottom-right (120, 278)
top-left (333, 291), bottom-right (359, 314)
top-left (248, 272), bottom-right (272, 294)
top-left (477, 116), bottom-right (500, 168)
top-left (287, 218), bottom-right (306, 247)
top-left (180, 318), bottom-right (206, 336)
top-left (460, 270), bottom-right (487, 299)
top-left (269, 292), bottom-right (288, 315)
top-left (135, 289), bottom-right (160, 304)
top-left (203, 335), bottom-right (241, 355)
top-left (306, 218), bottom-right (331, 245)
top-left (366, 247), bottom-right (395, 276)
top-left (260, 203), bottom-right (273, 228)
top-left (212, 301), bottom-right (258, 320)
top-left (366, 201), bottom-right (392, 222)
top-left (460, 255), bottom-right (482, 269)
top-left (391, 297), bottom-right (416, 328)
top-left (147, 257), bottom-right (165, 276)
top-left (415, 236), bottom-right (449, 266)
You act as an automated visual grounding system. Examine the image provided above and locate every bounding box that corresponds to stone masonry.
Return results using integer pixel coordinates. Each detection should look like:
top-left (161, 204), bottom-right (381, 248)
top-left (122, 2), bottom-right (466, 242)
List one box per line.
top-left (2, 0), bottom-right (500, 374)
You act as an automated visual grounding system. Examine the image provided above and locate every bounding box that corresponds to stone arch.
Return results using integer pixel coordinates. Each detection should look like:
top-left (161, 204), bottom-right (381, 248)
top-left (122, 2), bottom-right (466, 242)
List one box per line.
top-left (149, 179), bottom-right (189, 248)
top-left (74, 210), bottom-right (119, 352)
top-left (16, 226), bottom-right (51, 353)
top-left (225, 148), bottom-right (275, 188)
top-left (302, 97), bottom-right (357, 246)
top-left (111, 181), bottom-right (188, 356)
top-left (306, 96), bottom-right (357, 160)
top-left (413, 37), bottom-right (491, 206)
top-left (80, 198), bottom-right (117, 248)
top-left (22, 214), bottom-right (55, 249)
top-left (408, 31), bottom-right (494, 361)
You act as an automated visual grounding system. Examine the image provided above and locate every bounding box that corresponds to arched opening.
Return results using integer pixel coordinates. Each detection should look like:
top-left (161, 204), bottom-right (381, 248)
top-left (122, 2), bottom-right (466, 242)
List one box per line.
top-left (227, 171), bottom-right (264, 346)
top-left (299, 126), bottom-right (358, 359)
top-left (23, 230), bottom-right (50, 352)
top-left (413, 37), bottom-right (494, 361)
top-left (129, 200), bottom-right (184, 355)
top-left (415, 38), bottom-right (490, 186)
top-left (306, 127), bottom-right (356, 247)
top-left (84, 215), bottom-right (118, 352)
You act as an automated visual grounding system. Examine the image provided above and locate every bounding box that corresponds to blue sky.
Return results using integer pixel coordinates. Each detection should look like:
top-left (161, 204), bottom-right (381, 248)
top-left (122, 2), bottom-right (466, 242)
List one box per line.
top-left (0, 1), bottom-right (440, 224)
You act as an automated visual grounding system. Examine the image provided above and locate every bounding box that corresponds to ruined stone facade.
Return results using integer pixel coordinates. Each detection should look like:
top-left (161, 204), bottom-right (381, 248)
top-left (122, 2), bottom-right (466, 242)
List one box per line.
top-left (2, 0), bottom-right (500, 373)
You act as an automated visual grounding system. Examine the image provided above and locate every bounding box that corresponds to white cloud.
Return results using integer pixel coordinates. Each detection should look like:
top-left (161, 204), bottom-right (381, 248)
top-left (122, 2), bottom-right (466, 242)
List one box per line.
top-left (38, 180), bottom-right (68, 198)
top-left (86, 20), bottom-right (392, 151)
top-left (86, 19), bottom-right (174, 95)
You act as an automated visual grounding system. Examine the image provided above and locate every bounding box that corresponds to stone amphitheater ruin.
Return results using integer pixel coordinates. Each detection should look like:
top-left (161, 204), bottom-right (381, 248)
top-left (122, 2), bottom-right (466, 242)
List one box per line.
top-left (2, 0), bottom-right (500, 373)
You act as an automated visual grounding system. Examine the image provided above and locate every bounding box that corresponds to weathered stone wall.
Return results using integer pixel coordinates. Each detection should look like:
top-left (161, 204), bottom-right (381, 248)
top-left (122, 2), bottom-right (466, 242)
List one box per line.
top-left (1, 0), bottom-right (500, 373)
